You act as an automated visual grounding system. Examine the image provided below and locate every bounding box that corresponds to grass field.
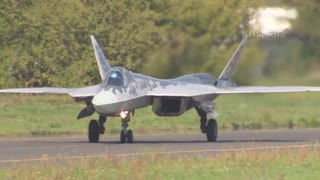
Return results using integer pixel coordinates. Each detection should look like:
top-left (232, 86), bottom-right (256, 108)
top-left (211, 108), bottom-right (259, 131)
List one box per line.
top-left (0, 90), bottom-right (320, 137)
top-left (0, 78), bottom-right (320, 179)
top-left (1, 148), bottom-right (320, 179)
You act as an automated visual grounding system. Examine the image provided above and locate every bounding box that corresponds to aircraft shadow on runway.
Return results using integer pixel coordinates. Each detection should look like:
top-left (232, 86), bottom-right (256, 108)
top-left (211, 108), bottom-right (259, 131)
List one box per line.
top-left (102, 139), bottom-right (305, 144)
top-left (27, 139), bottom-right (304, 145)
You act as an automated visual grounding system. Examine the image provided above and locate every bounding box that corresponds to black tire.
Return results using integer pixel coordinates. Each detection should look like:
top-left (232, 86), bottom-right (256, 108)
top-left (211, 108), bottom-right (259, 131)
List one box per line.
top-left (120, 130), bottom-right (126, 144)
top-left (206, 119), bottom-right (218, 142)
top-left (127, 130), bottom-right (134, 143)
top-left (88, 120), bottom-right (100, 143)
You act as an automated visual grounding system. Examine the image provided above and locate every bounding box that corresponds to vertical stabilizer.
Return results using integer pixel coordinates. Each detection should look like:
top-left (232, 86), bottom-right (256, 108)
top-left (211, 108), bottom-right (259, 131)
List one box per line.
top-left (90, 35), bottom-right (111, 81)
top-left (218, 36), bottom-right (248, 80)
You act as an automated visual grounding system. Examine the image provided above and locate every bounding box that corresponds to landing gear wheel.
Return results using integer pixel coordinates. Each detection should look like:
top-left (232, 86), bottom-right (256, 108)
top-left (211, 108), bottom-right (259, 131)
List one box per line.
top-left (127, 130), bottom-right (134, 143)
top-left (206, 119), bottom-right (218, 142)
top-left (88, 120), bottom-right (100, 143)
top-left (120, 130), bottom-right (126, 144)
top-left (120, 130), bottom-right (134, 144)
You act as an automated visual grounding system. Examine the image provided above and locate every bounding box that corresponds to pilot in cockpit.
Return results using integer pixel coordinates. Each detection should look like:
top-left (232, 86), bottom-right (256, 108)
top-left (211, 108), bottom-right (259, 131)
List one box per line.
top-left (106, 71), bottom-right (124, 86)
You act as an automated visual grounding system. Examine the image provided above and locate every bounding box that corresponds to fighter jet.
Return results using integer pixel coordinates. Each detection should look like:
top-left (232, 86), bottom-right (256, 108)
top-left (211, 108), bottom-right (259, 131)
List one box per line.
top-left (1, 36), bottom-right (320, 143)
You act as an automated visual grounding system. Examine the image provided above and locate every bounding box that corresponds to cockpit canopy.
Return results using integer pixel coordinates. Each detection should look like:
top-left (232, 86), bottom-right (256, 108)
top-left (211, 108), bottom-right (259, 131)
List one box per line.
top-left (107, 70), bottom-right (124, 86)
top-left (104, 67), bottom-right (130, 87)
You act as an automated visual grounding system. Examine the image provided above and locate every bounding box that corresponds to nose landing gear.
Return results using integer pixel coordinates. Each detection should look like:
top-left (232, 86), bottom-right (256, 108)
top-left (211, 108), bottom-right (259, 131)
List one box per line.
top-left (120, 114), bottom-right (134, 144)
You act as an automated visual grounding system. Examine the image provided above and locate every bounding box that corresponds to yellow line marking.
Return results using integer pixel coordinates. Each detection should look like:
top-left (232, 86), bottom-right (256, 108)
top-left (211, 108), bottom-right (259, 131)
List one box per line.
top-left (0, 145), bottom-right (81, 151)
top-left (0, 136), bottom-right (86, 142)
top-left (0, 133), bottom-right (194, 142)
top-left (0, 143), bottom-right (319, 164)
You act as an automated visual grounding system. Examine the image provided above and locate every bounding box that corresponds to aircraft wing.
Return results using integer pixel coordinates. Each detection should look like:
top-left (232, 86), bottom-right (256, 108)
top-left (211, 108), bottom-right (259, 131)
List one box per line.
top-left (214, 86), bottom-right (320, 94)
top-left (0, 84), bottom-right (102, 98)
top-left (147, 85), bottom-right (320, 97)
top-left (0, 87), bottom-right (76, 94)
top-left (68, 84), bottom-right (102, 97)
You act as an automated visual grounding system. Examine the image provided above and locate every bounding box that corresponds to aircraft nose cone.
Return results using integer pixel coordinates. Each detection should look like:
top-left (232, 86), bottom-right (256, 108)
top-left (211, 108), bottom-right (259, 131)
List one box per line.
top-left (92, 91), bottom-right (119, 106)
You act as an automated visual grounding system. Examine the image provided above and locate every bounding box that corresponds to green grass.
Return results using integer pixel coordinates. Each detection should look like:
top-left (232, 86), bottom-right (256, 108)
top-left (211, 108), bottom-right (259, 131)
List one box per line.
top-left (0, 90), bottom-right (320, 137)
top-left (1, 148), bottom-right (320, 179)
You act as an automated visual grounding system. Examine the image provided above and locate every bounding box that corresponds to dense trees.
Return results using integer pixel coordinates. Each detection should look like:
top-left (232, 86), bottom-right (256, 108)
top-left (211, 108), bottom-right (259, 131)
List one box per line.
top-left (290, 0), bottom-right (320, 73)
top-left (0, 0), bottom-right (318, 88)
top-left (0, 0), bottom-right (150, 87)
top-left (259, 0), bottom-right (320, 76)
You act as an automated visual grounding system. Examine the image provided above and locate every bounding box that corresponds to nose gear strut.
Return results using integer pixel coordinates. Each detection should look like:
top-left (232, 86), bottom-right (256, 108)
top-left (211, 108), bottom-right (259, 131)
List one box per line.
top-left (120, 112), bottom-right (134, 143)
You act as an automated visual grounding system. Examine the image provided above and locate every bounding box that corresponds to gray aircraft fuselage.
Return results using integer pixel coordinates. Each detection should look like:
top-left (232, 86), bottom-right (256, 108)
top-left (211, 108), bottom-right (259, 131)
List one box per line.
top-left (92, 67), bottom-right (219, 117)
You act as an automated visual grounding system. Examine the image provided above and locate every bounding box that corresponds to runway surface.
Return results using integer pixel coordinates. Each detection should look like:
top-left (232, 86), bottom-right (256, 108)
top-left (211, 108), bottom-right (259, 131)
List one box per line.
top-left (0, 129), bottom-right (320, 168)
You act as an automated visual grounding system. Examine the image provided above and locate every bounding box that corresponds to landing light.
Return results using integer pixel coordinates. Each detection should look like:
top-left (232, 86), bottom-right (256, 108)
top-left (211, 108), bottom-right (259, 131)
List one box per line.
top-left (120, 111), bottom-right (129, 119)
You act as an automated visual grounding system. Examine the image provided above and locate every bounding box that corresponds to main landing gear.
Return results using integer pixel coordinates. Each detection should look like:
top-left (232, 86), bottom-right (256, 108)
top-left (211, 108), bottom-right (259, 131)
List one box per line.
top-left (206, 119), bottom-right (218, 142)
top-left (88, 109), bottom-right (215, 143)
top-left (196, 107), bottom-right (218, 142)
top-left (88, 116), bottom-right (106, 143)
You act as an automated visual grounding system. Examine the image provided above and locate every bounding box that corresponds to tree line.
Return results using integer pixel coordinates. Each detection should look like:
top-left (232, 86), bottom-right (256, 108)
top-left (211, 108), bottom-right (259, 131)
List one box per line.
top-left (0, 0), bottom-right (318, 88)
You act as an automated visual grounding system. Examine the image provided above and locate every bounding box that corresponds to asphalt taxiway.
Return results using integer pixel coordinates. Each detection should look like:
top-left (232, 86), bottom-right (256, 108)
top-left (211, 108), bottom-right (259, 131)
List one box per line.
top-left (0, 129), bottom-right (320, 168)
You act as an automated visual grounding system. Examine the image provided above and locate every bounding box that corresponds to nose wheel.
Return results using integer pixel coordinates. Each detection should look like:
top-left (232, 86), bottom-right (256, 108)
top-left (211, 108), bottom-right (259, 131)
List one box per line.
top-left (120, 129), bottom-right (134, 143)
top-left (120, 115), bottom-right (134, 144)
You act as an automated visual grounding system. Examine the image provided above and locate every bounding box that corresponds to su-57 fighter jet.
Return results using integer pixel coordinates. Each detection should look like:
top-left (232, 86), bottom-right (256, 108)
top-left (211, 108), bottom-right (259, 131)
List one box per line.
top-left (1, 36), bottom-right (320, 143)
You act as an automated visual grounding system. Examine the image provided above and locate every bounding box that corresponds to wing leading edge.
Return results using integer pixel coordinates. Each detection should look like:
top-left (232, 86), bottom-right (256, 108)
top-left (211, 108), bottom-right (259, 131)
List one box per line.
top-left (213, 86), bottom-right (320, 94)
top-left (0, 88), bottom-right (76, 94)
top-left (0, 84), bottom-right (102, 98)
top-left (147, 84), bottom-right (320, 97)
